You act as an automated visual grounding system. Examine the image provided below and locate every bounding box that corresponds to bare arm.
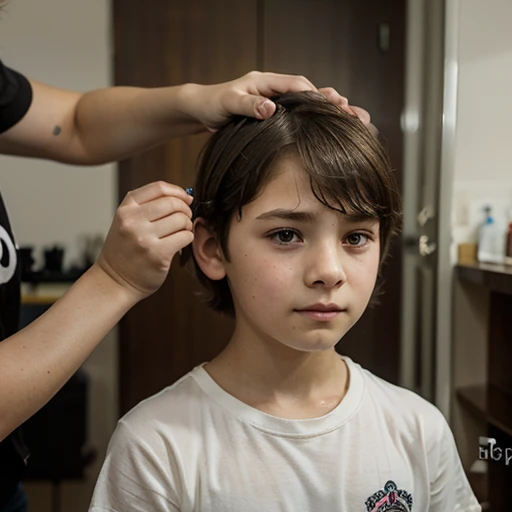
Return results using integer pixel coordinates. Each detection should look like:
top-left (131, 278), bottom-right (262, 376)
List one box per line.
top-left (0, 81), bottom-right (202, 165)
top-left (0, 72), bottom-right (367, 165)
top-left (0, 264), bottom-right (137, 440)
top-left (0, 181), bottom-right (193, 441)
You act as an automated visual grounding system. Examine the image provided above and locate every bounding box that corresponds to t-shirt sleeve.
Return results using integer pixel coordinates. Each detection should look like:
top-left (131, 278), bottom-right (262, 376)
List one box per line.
top-left (428, 413), bottom-right (482, 511)
top-left (0, 59), bottom-right (33, 134)
top-left (89, 420), bottom-right (181, 512)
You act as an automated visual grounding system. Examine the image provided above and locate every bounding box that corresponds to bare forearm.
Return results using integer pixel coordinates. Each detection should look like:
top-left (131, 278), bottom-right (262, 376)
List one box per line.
top-left (0, 81), bottom-right (205, 165)
top-left (0, 264), bottom-right (139, 441)
top-left (72, 84), bottom-right (204, 164)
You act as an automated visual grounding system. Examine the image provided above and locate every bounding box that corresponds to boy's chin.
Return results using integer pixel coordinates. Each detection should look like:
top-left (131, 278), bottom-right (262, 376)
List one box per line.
top-left (280, 336), bottom-right (342, 354)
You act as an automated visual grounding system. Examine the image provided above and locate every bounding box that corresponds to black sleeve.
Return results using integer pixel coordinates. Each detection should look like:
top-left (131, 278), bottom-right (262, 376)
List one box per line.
top-left (0, 59), bottom-right (33, 134)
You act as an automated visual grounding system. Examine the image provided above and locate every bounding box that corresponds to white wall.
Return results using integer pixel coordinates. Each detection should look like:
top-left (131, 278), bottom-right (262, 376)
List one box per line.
top-left (452, 0), bottom-right (512, 243)
top-left (0, 2), bottom-right (117, 510)
top-left (0, 0), bottom-right (116, 268)
top-left (454, 0), bottom-right (512, 183)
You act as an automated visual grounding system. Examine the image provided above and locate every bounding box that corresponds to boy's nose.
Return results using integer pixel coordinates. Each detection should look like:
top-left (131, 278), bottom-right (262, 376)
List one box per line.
top-left (304, 243), bottom-right (347, 288)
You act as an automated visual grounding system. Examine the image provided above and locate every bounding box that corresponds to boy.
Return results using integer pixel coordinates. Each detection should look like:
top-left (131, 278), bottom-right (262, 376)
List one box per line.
top-left (90, 93), bottom-right (481, 511)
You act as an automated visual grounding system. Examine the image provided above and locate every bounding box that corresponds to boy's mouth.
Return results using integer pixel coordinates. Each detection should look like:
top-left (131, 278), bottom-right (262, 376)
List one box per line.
top-left (294, 303), bottom-right (346, 321)
top-left (297, 303), bottom-right (343, 312)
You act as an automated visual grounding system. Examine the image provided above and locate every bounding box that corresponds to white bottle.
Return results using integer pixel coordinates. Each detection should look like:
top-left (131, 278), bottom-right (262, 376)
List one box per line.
top-left (477, 206), bottom-right (505, 264)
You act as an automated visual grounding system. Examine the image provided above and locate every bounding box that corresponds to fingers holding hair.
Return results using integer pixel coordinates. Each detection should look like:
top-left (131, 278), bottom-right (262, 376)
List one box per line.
top-left (124, 180), bottom-right (193, 206)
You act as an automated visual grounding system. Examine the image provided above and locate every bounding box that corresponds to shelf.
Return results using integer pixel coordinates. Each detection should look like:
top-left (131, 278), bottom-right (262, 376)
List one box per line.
top-left (455, 263), bottom-right (512, 508)
top-left (21, 282), bottom-right (71, 305)
top-left (456, 263), bottom-right (512, 295)
top-left (457, 385), bottom-right (512, 439)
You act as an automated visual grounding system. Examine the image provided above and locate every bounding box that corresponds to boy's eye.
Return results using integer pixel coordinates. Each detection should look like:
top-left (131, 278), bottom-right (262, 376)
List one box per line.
top-left (345, 232), bottom-right (370, 247)
top-left (268, 229), bottom-right (301, 244)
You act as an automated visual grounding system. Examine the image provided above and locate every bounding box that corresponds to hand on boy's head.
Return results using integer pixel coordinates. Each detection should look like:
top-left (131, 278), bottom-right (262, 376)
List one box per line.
top-left (95, 181), bottom-right (194, 301)
top-left (317, 88), bottom-right (372, 128)
top-left (186, 71), bottom-right (373, 131)
top-left (346, 105), bottom-right (371, 125)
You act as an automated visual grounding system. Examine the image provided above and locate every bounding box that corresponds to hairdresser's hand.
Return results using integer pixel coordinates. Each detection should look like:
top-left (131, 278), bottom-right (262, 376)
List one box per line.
top-left (96, 181), bottom-right (194, 301)
top-left (182, 71), bottom-right (372, 130)
top-left (318, 89), bottom-right (372, 126)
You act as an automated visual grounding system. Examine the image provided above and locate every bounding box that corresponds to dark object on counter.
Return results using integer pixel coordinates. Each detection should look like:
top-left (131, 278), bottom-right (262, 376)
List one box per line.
top-left (21, 268), bottom-right (85, 285)
top-left (21, 244), bottom-right (81, 284)
top-left (21, 244), bottom-right (85, 284)
top-left (43, 245), bottom-right (65, 273)
top-left (18, 246), bottom-right (35, 279)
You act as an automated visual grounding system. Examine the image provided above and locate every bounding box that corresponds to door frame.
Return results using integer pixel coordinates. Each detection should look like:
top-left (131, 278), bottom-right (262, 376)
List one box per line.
top-left (436, 0), bottom-right (460, 417)
top-left (399, 0), bottom-right (460, 418)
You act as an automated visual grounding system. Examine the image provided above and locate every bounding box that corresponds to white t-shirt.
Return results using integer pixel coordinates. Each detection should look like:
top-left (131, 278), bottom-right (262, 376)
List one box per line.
top-left (90, 357), bottom-right (481, 512)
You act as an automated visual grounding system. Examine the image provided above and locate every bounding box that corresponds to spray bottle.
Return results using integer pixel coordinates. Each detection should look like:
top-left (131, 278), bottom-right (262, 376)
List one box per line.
top-left (477, 206), bottom-right (504, 264)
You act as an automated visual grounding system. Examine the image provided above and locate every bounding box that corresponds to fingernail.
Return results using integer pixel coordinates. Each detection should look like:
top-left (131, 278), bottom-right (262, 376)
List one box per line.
top-left (257, 100), bottom-right (272, 119)
top-left (185, 187), bottom-right (194, 195)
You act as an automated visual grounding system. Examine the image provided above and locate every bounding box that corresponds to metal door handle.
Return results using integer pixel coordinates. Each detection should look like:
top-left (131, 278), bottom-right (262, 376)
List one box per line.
top-left (419, 235), bottom-right (436, 256)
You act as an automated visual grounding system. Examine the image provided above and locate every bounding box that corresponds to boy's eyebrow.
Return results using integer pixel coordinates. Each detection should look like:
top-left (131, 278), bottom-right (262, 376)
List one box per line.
top-left (255, 209), bottom-right (316, 222)
top-left (343, 213), bottom-right (378, 224)
top-left (255, 209), bottom-right (377, 224)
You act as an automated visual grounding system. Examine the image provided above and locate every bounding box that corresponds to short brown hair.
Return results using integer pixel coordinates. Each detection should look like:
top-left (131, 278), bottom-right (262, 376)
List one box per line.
top-left (181, 92), bottom-right (402, 316)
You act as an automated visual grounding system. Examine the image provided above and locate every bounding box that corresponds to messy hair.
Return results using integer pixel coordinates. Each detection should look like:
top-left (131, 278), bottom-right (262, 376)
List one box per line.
top-left (181, 92), bottom-right (402, 317)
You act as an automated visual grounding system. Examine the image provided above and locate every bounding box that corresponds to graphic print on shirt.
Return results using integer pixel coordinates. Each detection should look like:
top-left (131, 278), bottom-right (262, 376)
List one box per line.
top-left (365, 480), bottom-right (413, 512)
top-left (0, 225), bottom-right (16, 285)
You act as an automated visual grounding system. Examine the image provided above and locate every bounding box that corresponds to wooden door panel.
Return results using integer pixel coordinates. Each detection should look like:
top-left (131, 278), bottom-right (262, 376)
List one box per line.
top-left (262, 1), bottom-right (352, 91)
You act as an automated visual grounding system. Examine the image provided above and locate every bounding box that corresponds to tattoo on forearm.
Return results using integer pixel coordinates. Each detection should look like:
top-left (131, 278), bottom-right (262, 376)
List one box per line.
top-left (53, 126), bottom-right (62, 136)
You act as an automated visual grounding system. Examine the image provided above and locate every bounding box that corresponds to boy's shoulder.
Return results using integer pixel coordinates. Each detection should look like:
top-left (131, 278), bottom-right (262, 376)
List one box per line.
top-left (346, 357), bottom-right (449, 436)
top-left (119, 364), bottom-right (207, 432)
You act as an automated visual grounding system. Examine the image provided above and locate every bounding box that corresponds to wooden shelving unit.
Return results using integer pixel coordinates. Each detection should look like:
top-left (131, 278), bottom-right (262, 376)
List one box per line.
top-left (457, 384), bottom-right (512, 439)
top-left (456, 262), bottom-right (512, 294)
top-left (455, 263), bottom-right (512, 511)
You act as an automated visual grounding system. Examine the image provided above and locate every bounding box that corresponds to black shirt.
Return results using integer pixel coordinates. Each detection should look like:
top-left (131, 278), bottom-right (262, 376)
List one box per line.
top-left (0, 59), bottom-right (33, 505)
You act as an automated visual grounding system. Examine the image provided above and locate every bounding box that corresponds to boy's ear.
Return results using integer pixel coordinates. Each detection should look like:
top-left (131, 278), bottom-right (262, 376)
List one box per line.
top-left (192, 218), bottom-right (227, 280)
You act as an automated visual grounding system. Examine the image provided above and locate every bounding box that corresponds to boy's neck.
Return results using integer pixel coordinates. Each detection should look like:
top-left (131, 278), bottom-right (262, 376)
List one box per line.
top-left (204, 336), bottom-right (349, 420)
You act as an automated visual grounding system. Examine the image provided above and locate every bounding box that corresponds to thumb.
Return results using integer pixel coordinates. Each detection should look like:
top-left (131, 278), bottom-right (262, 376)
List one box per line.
top-left (253, 97), bottom-right (277, 119)
top-left (230, 93), bottom-right (277, 120)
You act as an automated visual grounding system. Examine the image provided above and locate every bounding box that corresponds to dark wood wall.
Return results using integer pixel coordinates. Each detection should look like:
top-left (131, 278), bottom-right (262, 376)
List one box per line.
top-left (113, 0), bottom-right (406, 414)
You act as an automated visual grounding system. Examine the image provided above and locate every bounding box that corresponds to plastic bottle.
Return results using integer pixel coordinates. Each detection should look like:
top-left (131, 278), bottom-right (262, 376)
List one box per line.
top-left (477, 206), bottom-right (504, 264)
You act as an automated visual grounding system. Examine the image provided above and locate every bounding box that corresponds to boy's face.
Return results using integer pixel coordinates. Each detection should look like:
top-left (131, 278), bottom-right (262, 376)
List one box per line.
top-left (205, 153), bottom-right (380, 353)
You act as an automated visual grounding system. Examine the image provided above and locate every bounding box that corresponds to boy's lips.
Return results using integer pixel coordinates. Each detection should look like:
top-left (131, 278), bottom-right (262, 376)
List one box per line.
top-left (296, 303), bottom-right (344, 312)
top-left (294, 303), bottom-right (346, 322)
